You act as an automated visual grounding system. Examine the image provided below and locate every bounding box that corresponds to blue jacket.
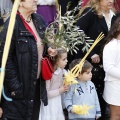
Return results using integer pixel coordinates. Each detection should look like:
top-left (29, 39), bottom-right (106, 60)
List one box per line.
top-left (64, 80), bottom-right (101, 119)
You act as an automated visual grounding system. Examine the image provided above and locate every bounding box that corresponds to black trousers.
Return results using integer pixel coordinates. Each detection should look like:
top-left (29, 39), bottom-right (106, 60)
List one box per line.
top-left (92, 65), bottom-right (106, 120)
top-left (31, 78), bottom-right (40, 120)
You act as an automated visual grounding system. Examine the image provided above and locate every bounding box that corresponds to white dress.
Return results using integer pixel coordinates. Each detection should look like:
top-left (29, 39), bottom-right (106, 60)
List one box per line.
top-left (103, 39), bottom-right (120, 106)
top-left (39, 67), bottom-right (65, 120)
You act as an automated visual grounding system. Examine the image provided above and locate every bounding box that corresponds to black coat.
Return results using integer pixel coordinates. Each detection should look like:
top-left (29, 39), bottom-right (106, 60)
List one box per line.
top-left (75, 8), bottom-right (120, 61)
top-left (0, 13), bottom-right (47, 120)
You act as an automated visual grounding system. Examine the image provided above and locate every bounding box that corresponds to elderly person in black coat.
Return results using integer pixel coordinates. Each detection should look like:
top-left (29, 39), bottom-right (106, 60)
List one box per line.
top-left (74, 0), bottom-right (120, 119)
top-left (0, 0), bottom-right (57, 120)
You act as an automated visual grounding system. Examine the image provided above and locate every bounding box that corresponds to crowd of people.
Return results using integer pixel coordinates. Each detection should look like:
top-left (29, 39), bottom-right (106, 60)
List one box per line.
top-left (0, 0), bottom-right (120, 120)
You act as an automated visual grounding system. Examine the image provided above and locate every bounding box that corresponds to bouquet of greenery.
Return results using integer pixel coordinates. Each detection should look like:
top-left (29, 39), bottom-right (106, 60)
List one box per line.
top-left (44, 1), bottom-right (93, 54)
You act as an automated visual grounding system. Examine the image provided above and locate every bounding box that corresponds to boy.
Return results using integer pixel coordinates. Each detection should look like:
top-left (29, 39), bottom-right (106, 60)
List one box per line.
top-left (64, 59), bottom-right (101, 120)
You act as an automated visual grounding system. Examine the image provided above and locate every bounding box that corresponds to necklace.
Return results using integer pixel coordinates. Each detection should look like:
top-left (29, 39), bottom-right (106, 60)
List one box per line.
top-left (18, 11), bottom-right (32, 23)
top-left (25, 16), bottom-right (32, 23)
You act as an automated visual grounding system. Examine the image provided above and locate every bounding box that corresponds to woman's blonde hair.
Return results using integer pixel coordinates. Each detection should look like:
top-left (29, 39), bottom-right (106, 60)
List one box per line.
top-left (79, 0), bottom-right (116, 17)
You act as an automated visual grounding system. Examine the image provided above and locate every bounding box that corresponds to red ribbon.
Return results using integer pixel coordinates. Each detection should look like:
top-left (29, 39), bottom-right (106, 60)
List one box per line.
top-left (17, 12), bottom-right (37, 41)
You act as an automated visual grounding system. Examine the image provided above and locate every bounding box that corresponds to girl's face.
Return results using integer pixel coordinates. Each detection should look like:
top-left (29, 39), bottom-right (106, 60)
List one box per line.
top-left (100, 0), bottom-right (114, 11)
top-left (56, 53), bottom-right (68, 69)
top-left (20, 0), bottom-right (38, 13)
top-left (78, 68), bottom-right (92, 82)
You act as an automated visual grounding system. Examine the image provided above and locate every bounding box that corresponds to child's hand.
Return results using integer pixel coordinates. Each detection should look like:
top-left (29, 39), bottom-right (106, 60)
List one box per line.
top-left (59, 85), bottom-right (66, 94)
top-left (64, 85), bottom-right (70, 92)
top-left (96, 116), bottom-right (100, 120)
top-left (48, 47), bottom-right (58, 57)
top-left (0, 108), bottom-right (3, 118)
top-left (70, 108), bottom-right (76, 114)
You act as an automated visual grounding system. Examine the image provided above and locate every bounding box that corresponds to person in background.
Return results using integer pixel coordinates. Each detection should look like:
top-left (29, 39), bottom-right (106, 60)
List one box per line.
top-left (0, 0), bottom-right (57, 120)
top-left (114, 0), bottom-right (120, 12)
top-left (103, 17), bottom-right (120, 120)
top-left (74, 0), bottom-right (120, 119)
top-left (0, 0), bottom-right (13, 22)
top-left (58, 0), bottom-right (79, 16)
top-left (82, 0), bottom-right (89, 7)
top-left (0, 0), bottom-right (12, 15)
top-left (64, 59), bottom-right (101, 120)
top-left (39, 48), bottom-right (69, 120)
top-left (37, 0), bottom-right (57, 25)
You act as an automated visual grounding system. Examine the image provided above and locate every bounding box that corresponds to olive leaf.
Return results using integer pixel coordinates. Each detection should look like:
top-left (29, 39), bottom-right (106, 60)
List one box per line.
top-left (43, 0), bottom-right (94, 54)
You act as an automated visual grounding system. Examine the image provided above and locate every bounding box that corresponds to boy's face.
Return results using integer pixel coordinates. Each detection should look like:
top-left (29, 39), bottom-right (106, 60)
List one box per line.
top-left (78, 68), bottom-right (92, 82)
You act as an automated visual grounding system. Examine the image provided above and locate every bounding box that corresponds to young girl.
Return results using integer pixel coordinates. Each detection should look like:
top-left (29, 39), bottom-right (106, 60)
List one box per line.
top-left (39, 48), bottom-right (69, 120)
top-left (64, 59), bottom-right (101, 120)
top-left (103, 17), bottom-right (120, 120)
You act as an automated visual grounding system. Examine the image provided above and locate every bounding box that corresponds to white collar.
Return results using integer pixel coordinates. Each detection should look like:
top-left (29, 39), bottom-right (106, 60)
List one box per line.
top-left (54, 67), bottom-right (62, 75)
top-left (102, 9), bottom-right (115, 17)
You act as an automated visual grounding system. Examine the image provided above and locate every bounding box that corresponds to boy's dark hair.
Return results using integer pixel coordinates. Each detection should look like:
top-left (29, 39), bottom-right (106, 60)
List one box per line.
top-left (69, 58), bottom-right (92, 74)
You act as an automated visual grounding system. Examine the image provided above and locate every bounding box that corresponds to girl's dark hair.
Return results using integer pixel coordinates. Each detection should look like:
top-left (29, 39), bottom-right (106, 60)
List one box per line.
top-left (104, 17), bottom-right (120, 45)
top-left (69, 59), bottom-right (92, 74)
top-left (51, 48), bottom-right (67, 68)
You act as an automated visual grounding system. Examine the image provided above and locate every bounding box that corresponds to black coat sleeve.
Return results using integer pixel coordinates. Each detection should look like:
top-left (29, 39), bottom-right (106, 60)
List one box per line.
top-left (76, 8), bottom-right (92, 33)
top-left (76, 8), bottom-right (95, 58)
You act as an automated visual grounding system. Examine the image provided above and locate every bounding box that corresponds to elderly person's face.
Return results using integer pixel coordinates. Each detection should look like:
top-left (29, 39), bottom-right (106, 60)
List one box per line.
top-left (20, 0), bottom-right (38, 13)
top-left (100, 0), bottom-right (114, 10)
